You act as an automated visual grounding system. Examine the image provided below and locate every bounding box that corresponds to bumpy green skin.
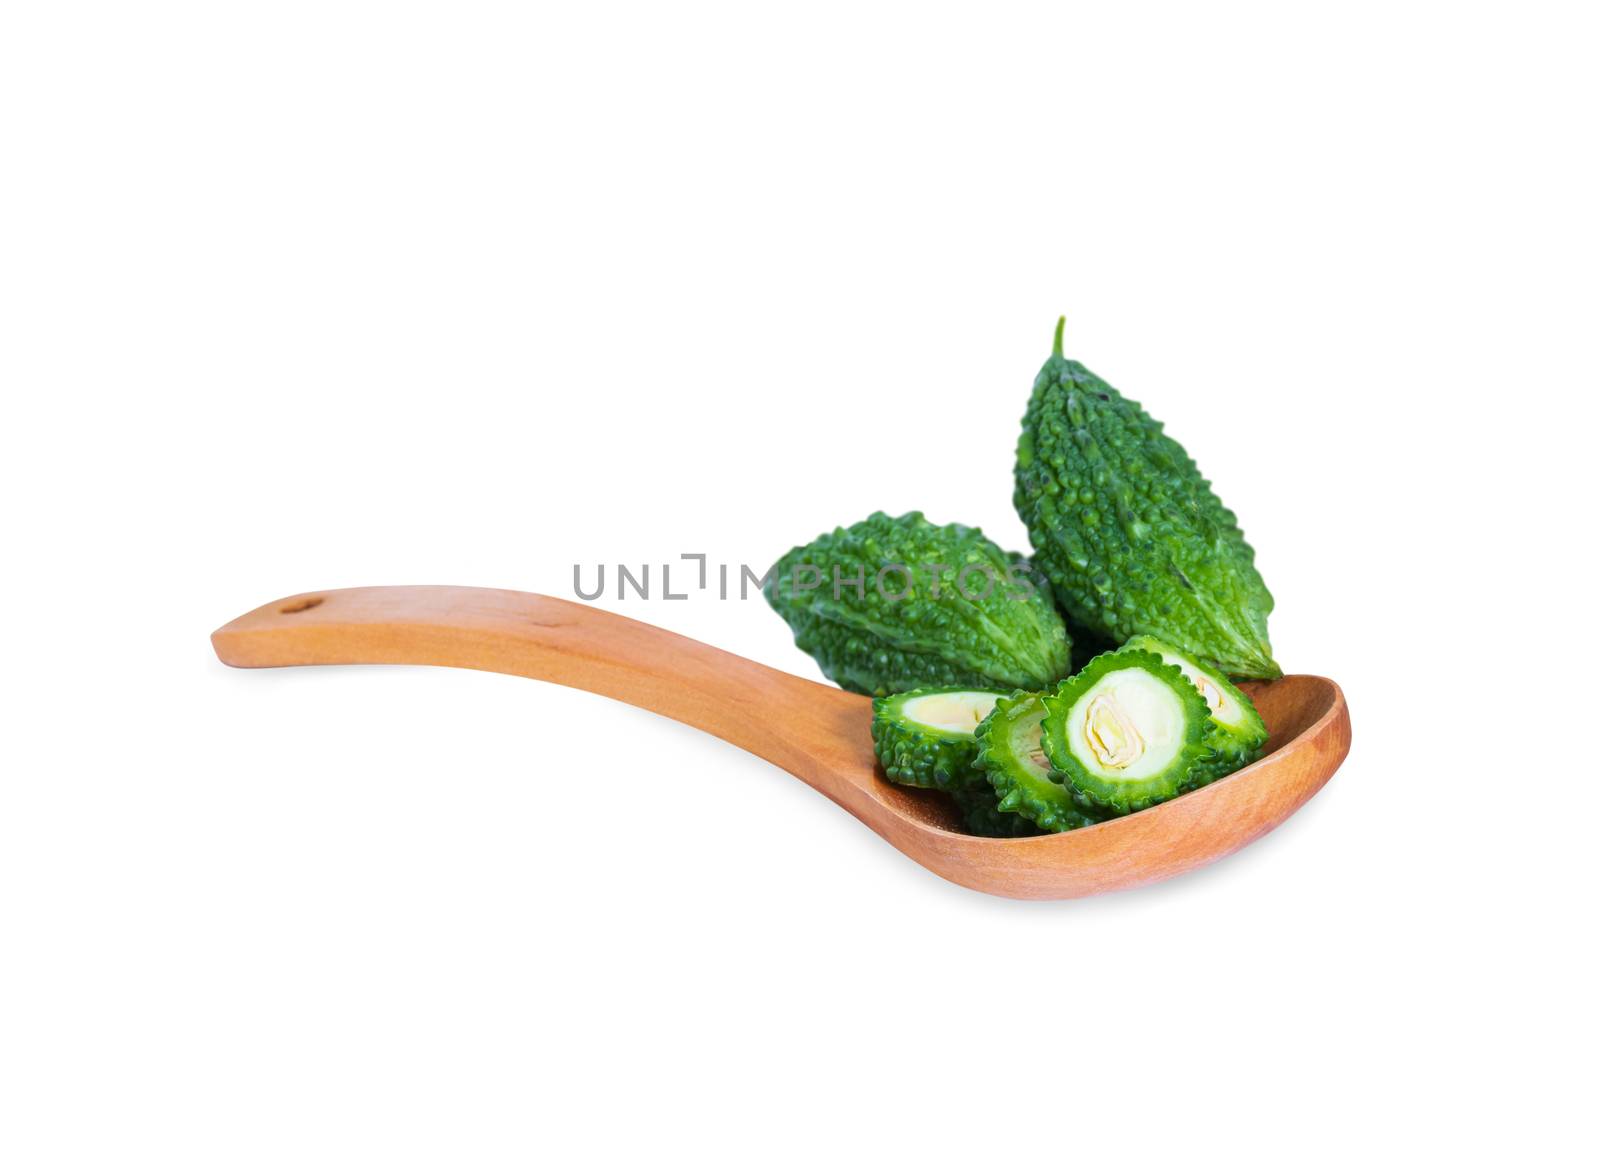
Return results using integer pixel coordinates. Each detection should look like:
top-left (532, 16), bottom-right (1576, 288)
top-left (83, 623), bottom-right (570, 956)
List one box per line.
top-left (975, 692), bottom-right (1104, 834)
top-left (1122, 635), bottom-right (1267, 781)
top-left (1013, 320), bottom-right (1280, 679)
top-left (951, 783), bottom-right (1044, 838)
top-left (1040, 649), bottom-right (1215, 815)
top-left (765, 511), bottom-right (1073, 697)
top-left (871, 687), bottom-right (994, 790)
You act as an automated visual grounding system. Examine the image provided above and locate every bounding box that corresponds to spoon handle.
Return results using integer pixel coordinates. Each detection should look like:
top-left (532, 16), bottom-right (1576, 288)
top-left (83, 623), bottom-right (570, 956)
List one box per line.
top-left (211, 585), bottom-right (873, 795)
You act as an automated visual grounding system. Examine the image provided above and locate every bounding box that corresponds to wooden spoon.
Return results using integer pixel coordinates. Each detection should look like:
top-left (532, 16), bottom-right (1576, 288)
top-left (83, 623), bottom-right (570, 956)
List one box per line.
top-left (212, 586), bottom-right (1350, 899)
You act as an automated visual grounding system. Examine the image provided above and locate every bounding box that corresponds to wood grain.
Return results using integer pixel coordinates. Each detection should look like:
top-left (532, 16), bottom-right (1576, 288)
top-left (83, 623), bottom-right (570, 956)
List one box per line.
top-left (212, 586), bottom-right (1350, 899)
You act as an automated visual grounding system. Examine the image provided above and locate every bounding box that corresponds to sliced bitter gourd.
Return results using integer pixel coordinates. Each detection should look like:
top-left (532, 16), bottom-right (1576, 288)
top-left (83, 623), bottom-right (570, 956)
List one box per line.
top-left (975, 692), bottom-right (1103, 833)
top-left (951, 783), bottom-right (1044, 838)
top-left (1040, 649), bottom-right (1214, 815)
top-left (1122, 635), bottom-right (1267, 780)
top-left (872, 687), bottom-right (1002, 790)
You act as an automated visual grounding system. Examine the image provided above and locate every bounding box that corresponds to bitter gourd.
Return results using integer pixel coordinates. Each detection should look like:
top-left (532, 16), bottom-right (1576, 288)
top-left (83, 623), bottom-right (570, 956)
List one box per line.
top-left (975, 692), bottom-right (1104, 833)
top-left (871, 687), bottom-right (1002, 790)
top-left (1039, 649), bottom-right (1214, 815)
top-left (1014, 319), bottom-right (1281, 679)
top-left (1122, 635), bottom-right (1267, 780)
top-left (951, 783), bottom-right (1044, 838)
top-left (765, 511), bottom-right (1073, 697)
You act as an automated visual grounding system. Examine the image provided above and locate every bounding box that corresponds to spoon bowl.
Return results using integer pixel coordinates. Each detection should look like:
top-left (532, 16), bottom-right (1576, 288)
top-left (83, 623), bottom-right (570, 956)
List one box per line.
top-left (212, 586), bottom-right (1350, 899)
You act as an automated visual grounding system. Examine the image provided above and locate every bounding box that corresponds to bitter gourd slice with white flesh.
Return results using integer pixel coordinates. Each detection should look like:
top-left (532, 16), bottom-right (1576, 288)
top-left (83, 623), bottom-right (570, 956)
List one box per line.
top-left (871, 687), bottom-right (1002, 790)
top-left (975, 692), bottom-right (1103, 833)
top-left (1122, 635), bottom-right (1267, 778)
top-left (1040, 649), bottom-right (1214, 815)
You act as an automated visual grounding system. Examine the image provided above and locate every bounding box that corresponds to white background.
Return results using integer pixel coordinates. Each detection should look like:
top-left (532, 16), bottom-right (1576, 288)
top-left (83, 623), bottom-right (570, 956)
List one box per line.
top-left (3, 2), bottom-right (1595, 1151)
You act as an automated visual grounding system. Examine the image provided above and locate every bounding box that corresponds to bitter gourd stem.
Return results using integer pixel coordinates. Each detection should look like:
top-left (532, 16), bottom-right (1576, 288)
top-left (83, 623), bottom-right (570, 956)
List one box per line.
top-left (1053, 315), bottom-right (1065, 358)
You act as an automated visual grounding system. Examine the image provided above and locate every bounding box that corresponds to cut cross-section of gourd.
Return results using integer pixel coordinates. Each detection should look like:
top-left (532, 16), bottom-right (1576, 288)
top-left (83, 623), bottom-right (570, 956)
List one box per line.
top-left (975, 692), bottom-right (1102, 833)
top-left (1040, 650), bottom-right (1214, 814)
top-left (1122, 635), bottom-right (1268, 780)
top-left (871, 687), bottom-right (1002, 790)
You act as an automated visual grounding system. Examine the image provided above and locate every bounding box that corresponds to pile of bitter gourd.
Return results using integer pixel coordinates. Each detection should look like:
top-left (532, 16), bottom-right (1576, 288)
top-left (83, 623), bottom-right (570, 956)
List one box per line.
top-left (765, 320), bottom-right (1276, 835)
